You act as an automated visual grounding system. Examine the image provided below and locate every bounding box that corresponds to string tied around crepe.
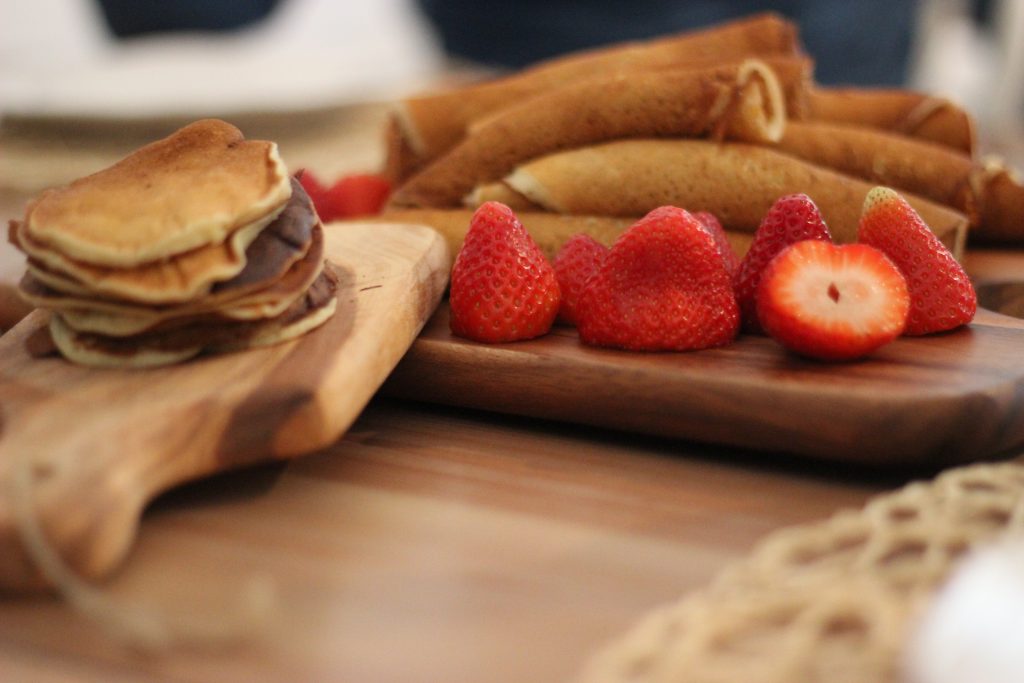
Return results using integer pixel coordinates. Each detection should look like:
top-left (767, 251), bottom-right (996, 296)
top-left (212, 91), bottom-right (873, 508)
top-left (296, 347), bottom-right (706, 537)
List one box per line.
top-left (9, 447), bottom-right (280, 652)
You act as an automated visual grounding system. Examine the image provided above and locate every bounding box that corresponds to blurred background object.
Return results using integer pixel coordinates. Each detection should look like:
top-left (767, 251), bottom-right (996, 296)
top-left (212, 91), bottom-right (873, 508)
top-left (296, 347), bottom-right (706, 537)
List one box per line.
top-left (96, 0), bottom-right (283, 36)
top-left (0, 0), bottom-right (444, 120)
top-left (905, 537), bottom-right (1024, 683)
top-left (418, 0), bottom-right (918, 86)
top-left (911, 0), bottom-right (1024, 155)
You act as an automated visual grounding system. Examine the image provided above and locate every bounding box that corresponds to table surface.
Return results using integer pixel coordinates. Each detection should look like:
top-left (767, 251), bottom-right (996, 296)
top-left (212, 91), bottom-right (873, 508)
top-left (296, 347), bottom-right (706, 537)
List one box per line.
top-left (1, 108), bottom-right (1022, 683)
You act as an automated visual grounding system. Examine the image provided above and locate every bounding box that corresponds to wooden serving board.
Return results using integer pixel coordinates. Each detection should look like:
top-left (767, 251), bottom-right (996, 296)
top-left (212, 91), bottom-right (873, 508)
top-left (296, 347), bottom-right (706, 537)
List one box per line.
top-left (0, 222), bottom-right (449, 590)
top-left (384, 277), bottom-right (1024, 468)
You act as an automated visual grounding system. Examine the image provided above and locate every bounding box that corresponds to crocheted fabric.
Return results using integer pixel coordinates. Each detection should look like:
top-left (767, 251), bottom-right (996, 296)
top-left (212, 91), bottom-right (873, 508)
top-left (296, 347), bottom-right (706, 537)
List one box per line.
top-left (580, 463), bottom-right (1024, 683)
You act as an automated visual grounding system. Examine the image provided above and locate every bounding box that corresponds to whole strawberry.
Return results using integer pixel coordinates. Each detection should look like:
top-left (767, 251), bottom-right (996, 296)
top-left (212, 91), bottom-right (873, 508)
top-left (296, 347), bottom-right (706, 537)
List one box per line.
top-left (577, 206), bottom-right (739, 351)
top-left (449, 202), bottom-right (560, 342)
top-left (757, 240), bottom-right (910, 360)
top-left (735, 194), bottom-right (833, 331)
top-left (297, 169), bottom-right (329, 219)
top-left (694, 211), bottom-right (740, 279)
top-left (858, 186), bottom-right (976, 335)
top-left (553, 234), bottom-right (607, 325)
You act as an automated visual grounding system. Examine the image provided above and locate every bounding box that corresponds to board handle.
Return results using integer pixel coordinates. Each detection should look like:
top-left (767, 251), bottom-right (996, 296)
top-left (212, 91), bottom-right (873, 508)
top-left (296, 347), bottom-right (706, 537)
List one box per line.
top-left (0, 395), bottom-right (255, 590)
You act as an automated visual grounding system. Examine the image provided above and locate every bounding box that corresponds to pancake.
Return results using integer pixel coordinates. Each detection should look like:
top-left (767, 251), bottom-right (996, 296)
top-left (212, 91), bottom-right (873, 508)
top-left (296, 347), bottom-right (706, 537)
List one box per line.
top-left (390, 58), bottom-right (807, 208)
top-left (21, 222), bottom-right (325, 336)
top-left (11, 207), bottom-right (273, 304)
top-left (49, 268), bottom-right (339, 368)
top-left (22, 119), bottom-right (292, 268)
top-left (475, 139), bottom-right (968, 258)
top-left (10, 175), bottom-right (313, 303)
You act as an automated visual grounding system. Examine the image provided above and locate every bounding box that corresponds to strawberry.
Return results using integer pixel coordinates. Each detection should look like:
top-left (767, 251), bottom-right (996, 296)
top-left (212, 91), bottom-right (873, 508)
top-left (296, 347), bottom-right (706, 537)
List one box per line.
top-left (297, 169), bottom-right (330, 219)
top-left (449, 201), bottom-right (560, 342)
top-left (325, 174), bottom-right (392, 218)
top-left (553, 234), bottom-right (607, 325)
top-left (694, 211), bottom-right (740, 279)
top-left (734, 194), bottom-right (832, 331)
top-left (858, 186), bottom-right (976, 335)
top-left (297, 170), bottom-right (391, 221)
top-left (757, 240), bottom-right (910, 360)
top-left (576, 206), bottom-right (739, 351)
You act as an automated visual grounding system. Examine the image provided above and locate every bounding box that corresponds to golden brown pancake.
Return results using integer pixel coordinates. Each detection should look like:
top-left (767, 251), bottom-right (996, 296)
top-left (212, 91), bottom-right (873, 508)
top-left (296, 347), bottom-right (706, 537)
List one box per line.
top-left (22, 119), bottom-right (291, 268)
top-left (12, 209), bottom-right (272, 304)
top-left (49, 268), bottom-right (339, 368)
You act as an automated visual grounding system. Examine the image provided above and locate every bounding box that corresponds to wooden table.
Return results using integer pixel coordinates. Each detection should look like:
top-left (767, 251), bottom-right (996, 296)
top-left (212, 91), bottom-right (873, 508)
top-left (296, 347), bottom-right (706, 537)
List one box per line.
top-left (0, 110), bottom-right (1020, 683)
top-left (0, 397), bottom-right (897, 683)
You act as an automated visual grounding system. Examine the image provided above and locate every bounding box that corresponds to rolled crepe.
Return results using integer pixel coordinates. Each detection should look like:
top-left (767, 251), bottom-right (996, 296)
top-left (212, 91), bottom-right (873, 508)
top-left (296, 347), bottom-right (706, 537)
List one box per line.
top-left (374, 209), bottom-right (754, 263)
top-left (973, 163), bottom-right (1024, 244)
top-left (473, 139), bottom-right (968, 260)
top-left (773, 121), bottom-right (1024, 242)
top-left (393, 13), bottom-right (801, 168)
top-left (777, 120), bottom-right (977, 218)
top-left (807, 87), bottom-right (976, 157)
top-left (391, 59), bottom-right (806, 208)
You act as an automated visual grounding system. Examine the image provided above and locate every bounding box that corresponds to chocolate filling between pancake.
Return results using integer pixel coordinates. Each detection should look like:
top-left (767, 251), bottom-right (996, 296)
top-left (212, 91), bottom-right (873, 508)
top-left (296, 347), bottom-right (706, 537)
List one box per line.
top-left (56, 267), bottom-right (339, 357)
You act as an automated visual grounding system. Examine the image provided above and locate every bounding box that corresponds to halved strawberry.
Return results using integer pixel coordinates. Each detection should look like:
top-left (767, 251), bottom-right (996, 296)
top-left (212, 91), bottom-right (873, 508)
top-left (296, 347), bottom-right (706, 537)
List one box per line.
top-left (449, 202), bottom-right (560, 342)
top-left (735, 194), bottom-right (833, 331)
top-left (694, 211), bottom-right (740, 279)
top-left (757, 240), bottom-right (910, 360)
top-left (553, 234), bottom-right (607, 325)
top-left (576, 206), bottom-right (739, 351)
top-left (858, 186), bottom-right (976, 335)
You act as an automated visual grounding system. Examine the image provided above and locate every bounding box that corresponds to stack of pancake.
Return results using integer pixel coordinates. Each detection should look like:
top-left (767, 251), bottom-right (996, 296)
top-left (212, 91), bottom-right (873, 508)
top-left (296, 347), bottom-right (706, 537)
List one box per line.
top-left (9, 119), bottom-right (338, 368)
top-left (380, 13), bottom-right (1024, 260)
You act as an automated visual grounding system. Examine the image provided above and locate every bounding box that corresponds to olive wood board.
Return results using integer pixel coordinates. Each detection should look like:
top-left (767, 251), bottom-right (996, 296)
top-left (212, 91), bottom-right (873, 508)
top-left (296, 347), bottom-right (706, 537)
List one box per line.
top-left (0, 222), bottom-right (450, 590)
top-left (384, 287), bottom-right (1024, 468)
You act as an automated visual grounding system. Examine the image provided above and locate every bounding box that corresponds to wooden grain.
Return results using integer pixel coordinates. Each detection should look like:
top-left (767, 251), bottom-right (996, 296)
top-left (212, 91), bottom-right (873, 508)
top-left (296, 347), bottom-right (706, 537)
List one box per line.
top-left (0, 223), bottom-right (449, 589)
top-left (384, 302), bottom-right (1024, 467)
top-left (0, 397), bottom-right (893, 683)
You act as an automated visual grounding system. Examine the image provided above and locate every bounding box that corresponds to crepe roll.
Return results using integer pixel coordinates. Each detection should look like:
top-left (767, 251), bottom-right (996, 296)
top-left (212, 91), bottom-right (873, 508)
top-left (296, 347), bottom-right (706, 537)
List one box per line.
top-left (474, 139), bottom-right (968, 259)
top-left (774, 121), bottom-right (1024, 243)
top-left (973, 162), bottom-right (1024, 244)
top-left (391, 59), bottom-right (805, 208)
top-left (776, 121), bottom-right (978, 218)
top-left (393, 13), bottom-right (801, 170)
top-left (376, 210), bottom-right (632, 262)
top-left (808, 87), bottom-right (976, 157)
top-left (374, 209), bottom-right (754, 263)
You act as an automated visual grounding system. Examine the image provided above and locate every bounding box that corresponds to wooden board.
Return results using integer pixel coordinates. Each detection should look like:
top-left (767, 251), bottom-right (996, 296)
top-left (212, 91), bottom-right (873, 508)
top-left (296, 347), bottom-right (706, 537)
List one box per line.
top-left (384, 295), bottom-right (1024, 468)
top-left (0, 222), bottom-right (450, 590)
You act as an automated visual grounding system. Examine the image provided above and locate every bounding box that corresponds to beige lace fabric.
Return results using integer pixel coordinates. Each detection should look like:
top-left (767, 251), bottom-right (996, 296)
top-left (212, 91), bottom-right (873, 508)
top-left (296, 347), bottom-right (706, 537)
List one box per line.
top-left (579, 463), bottom-right (1024, 683)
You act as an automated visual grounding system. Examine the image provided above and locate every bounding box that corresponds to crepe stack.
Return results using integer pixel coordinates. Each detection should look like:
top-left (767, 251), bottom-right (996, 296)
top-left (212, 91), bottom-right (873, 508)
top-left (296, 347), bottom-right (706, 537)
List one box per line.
top-left (383, 13), bottom-right (1024, 256)
top-left (9, 119), bottom-right (338, 368)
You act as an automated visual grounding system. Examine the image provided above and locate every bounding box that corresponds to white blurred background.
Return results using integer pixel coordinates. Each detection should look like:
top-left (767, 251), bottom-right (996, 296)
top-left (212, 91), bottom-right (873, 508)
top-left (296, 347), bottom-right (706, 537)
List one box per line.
top-left (0, 0), bottom-right (445, 118)
top-left (0, 0), bottom-right (1021, 133)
